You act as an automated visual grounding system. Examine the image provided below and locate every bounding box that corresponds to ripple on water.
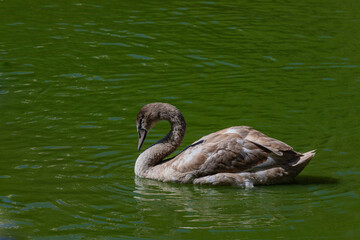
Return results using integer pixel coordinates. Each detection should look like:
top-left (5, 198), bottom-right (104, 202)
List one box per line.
top-left (127, 54), bottom-right (153, 60)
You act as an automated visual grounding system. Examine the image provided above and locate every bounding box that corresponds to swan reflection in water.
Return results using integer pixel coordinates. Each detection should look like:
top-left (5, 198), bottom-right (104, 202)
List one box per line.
top-left (134, 177), bottom-right (287, 232)
top-left (132, 175), bottom-right (338, 235)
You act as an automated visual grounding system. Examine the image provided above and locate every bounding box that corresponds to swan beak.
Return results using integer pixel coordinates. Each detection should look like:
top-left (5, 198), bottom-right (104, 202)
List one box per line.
top-left (138, 129), bottom-right (147, 151)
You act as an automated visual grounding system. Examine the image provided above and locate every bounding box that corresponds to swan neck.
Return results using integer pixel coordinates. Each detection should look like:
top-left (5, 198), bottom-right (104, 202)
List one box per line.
top-left (135, 112), bottom-right (186, 177)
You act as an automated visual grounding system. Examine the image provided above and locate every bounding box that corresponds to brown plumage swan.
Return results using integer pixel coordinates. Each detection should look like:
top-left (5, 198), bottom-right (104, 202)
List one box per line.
top-left (135, 103), bottom-right (315, 187)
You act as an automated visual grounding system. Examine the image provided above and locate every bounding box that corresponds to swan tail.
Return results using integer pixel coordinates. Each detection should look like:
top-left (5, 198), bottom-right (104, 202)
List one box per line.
top-left (289, 150), bottom-right (316, 176)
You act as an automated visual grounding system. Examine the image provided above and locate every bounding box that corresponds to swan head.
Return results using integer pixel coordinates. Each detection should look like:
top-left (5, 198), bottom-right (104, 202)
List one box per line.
top-left (136, 103), bottom-right (185, 151)
top-left (136, 112), bottom-right (149, 152)
top-left (136, 103), bottom-right (169, 151)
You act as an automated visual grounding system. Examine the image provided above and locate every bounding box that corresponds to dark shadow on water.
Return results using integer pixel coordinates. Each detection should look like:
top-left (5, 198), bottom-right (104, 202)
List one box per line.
top-left (294, 175), bottom-right (339, 185)
top-left (134, 175), bottom-right (339, 193)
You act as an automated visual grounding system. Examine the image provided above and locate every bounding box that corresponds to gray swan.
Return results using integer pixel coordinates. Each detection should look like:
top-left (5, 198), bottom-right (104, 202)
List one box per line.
top-left (135, 103), bottom-right (315, 187)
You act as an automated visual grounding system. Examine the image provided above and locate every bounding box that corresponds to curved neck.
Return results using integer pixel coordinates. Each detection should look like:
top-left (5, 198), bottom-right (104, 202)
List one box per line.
top-left (135, 113), bottom-right (186, 177)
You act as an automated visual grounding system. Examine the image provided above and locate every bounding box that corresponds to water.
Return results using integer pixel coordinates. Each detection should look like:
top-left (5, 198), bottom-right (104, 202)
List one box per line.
top-left (1, 0), bottom-right (359, 239)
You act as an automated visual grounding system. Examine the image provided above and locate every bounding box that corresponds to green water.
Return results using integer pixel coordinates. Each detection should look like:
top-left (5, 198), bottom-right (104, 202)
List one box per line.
top-left (1, 0), bottom-right (359, 239)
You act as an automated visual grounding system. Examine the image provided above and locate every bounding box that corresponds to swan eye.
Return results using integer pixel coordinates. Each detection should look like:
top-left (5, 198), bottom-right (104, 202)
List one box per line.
top-left (137, 118), bottom-right (144, 133)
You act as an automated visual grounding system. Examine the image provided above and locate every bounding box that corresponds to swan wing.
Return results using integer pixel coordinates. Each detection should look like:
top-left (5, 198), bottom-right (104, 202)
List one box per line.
top-left (245, 128), bottom-right (294, 156)
top-left (170, 126), bottom-right (298, 176)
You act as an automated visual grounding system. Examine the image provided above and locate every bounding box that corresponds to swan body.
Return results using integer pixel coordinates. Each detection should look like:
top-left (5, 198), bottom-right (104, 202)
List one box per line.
top-left (135, 103), bottom-right (315, 187)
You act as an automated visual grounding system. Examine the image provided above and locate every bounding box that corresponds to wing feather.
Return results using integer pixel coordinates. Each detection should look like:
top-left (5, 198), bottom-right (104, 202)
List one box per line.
top-left (245, 128), bottom-right (293, 156)
top-left (168, 126), bottom-right (298, 178)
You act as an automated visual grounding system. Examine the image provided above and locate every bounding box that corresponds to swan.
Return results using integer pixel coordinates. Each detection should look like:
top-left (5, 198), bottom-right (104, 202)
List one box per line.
top-left (135, 103), bottom-right (315, 187)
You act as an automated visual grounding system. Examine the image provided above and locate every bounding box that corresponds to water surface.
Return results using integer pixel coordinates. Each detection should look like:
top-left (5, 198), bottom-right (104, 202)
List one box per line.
top-left (1, 0), bottom-right (359, 239)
